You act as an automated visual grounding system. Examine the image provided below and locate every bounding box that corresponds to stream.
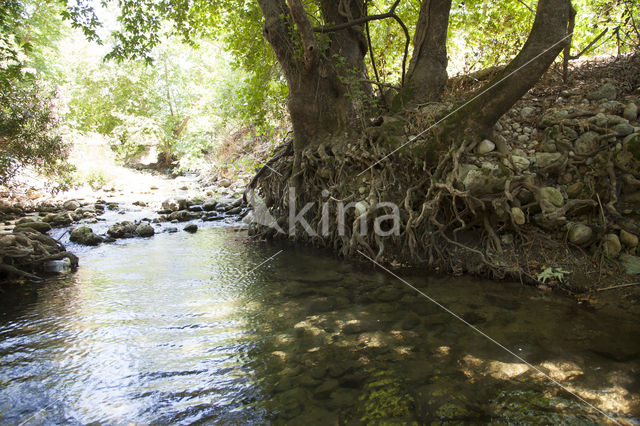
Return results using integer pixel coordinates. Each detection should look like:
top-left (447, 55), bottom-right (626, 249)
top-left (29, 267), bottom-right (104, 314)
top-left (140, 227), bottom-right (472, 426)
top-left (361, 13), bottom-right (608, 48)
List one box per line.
top-left (1, 226), bottom-right (639, 424)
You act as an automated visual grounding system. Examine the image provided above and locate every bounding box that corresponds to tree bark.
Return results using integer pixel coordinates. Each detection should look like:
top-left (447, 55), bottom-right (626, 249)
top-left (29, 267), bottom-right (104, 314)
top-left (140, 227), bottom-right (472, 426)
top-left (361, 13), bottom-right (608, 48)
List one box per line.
top-left (396, 0), bottom-right (452, 109)
top-left (455, 0), bottom-right (575, 138)
top-left (257, 0), bottom-right (372, 162)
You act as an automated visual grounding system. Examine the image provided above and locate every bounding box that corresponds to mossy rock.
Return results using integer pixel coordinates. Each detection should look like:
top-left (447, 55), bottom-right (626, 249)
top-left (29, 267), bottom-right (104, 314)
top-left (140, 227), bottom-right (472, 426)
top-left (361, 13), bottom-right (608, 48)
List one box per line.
top-left (14, 221), bottom-right (52, 234)
top-left (358, 370), bottom-right (416, 423)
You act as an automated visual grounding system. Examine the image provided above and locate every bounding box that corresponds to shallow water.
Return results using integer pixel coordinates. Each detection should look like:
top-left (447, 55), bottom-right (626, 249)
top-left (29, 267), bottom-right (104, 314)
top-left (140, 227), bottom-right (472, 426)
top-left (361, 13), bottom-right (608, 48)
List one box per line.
top-left (1, 227), bottom-right (639, 424)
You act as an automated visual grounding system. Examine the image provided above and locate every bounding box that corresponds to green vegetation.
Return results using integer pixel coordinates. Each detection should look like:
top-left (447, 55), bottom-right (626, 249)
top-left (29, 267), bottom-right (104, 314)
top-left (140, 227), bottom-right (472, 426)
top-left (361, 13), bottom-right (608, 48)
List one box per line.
top-left (0, 0), bottom-right (637, 189)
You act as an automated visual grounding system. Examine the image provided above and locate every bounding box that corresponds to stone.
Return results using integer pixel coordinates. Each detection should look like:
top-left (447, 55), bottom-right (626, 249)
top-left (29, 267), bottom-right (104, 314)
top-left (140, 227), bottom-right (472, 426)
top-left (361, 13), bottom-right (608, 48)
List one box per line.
top-left (586, 83), bottom-right (616, 101)
top-left (219, 179), bottom-right (233, 188)
top-left (14, 221), bottom-right (52, 234)
top-left (42, 213), bottom-right (72, 227)
top-left (568, 223), bottom-right (593, 246)
top-left (620, 254), bottom-right (640, 274)
top-left (620, 230), bottom-right (639, 248)
top-left (63, 200), bottom-right (81, 211)
top-left (540, 187), bottom-right (564, 208)
top-left (375, 286), bottom-right (402, 302)
top-left (107, 221), bottom-right (137, 239)
top-left (462, 163), bottom-right (509, 196)
top-left (603, 234), bottom-right (622, 257)
top-left (136, 224), bottom-right (155, 238)
top-left (184, 224), bottom-right (198, 233)
top-left (511, 207), bottom-right (526, 225)
top-left (168, 210), bottom-right (199, 222)
top-left (574, 131), bottom-right (599, 155)
top-left (520, 107), bottom-right (535, 120)
top-left (615, 123), bottom-right (635, 137)
top-left (162, 199), bottom-right (179, 212)
top-left (70, 226), bottom-right (102, 246)
top-left (202, 199), bottom-right (218, 212)
top-left (511, 155), bottom-right (530, 172)
top-left (540, 142), bottom-right (557, 153)
top-left (566, 182), bottom-right (585, 199)
top-left (623, 103), bottom-right (638, 121)
top-left (534, 152), bottom-right (563, 169)
top-left (477, 139), bottom-right (496, 154)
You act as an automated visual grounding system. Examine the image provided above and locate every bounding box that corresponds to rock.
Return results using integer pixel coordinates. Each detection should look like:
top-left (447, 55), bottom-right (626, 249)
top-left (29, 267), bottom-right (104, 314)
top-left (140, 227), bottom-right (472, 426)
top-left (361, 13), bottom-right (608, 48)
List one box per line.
top-left (70, 226), bottom-right (103, 246)
top-left (168, 210), bottom-right (199, 222)
top-left (462, 163), bottom-right (509, 196)
top-left (219, 179), bottom-right (233, 188)
top-left (184, 224), bottom-right (198, 233)
top-left (511, 207), bottom-right (526, 225)
top-left (586, 83), bottom-right (616, 101)
top-left (540, 142), bottom-right (557, 153)
top-left (227, 207), bottom-right (242, 215)
top-left (540, 187), bottom-right (564, 208)
top-left (63, 200), bottom-right (81, 211)
top-left (44, 258), bottom-right (72, 275)
top-left (520, 107), bottom-right (535, 120)
top-left (375, 286), bottom-right (402, 302)
top-left (511, 155), bottom-right (530, 172)
top-left (136, 224), bottom-right (155, 238)
top-left (14, 221), bottom-right (52, 234)
top-left (202, 199), bottom-right (218, 212)
top-left (566, 182), bottom-right (585, 199)
top-left (568, 223), bottom-right (593, 246)
top-left (477, 139), bottom-right (496, 154)
top-left (603, 234), bottom-right (622, 257)
top-left (42, 213), bottom-right (72, 227)
top-left (167, 227), bottom-right (179, 233)
top-left (534, 152), bottom-right (563, 169)
top-left (615, 123), bottom-right (635, 137)
top-left (620, 254), bottom-right (640, 274)
top-left (620, 230), bottom-right (639, 248)
top-left (623, 103), bottom-right (638, 121)
top-left (574, 131), bottom-right (599, 155)
top-left (107, 221), bottom-right (137, 239)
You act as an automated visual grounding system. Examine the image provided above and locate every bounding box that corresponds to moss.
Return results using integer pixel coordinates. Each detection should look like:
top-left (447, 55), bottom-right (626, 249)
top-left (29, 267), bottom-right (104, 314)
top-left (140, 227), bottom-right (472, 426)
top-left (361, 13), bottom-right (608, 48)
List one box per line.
top-left (358, 370), bottom-right (416, 423)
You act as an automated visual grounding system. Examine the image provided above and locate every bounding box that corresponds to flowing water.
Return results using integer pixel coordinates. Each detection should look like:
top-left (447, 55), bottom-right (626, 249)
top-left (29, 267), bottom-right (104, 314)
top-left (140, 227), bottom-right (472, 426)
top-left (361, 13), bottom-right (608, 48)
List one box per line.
top-left (1, 227), bottom-right (639, 424)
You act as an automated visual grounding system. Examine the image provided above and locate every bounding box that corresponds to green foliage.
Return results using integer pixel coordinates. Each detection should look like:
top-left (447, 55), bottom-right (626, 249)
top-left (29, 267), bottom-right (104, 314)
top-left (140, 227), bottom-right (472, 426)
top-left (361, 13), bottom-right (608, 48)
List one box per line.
top-left (537, 267), bottom-right (571, 283)
top-left (0, 0), bottom-right (71, 189)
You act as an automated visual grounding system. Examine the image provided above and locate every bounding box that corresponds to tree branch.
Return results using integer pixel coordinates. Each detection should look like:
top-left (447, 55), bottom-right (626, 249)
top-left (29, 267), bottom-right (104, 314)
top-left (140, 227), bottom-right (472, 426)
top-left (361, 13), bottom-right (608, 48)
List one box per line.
top-left (312, 0), bottom-right (399, 33)
top-left (287, 0), bottom-right (318, 68)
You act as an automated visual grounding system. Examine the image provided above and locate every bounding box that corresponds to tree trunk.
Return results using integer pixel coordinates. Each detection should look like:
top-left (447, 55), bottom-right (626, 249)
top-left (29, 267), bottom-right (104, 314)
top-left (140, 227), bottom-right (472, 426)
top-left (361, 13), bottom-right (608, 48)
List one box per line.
top-left (455, 0), bottom-right (575, 138)
top-left (257, 0), bottom-right (372, 162)
top-left (396, 0), bottom-right (452, 109)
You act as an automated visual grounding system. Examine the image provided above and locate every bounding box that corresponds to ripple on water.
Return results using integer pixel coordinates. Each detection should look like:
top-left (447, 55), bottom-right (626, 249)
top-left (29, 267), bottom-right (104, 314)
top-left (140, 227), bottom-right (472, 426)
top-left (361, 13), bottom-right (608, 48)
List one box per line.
top-left (1, 228), bottom-right (639, 424)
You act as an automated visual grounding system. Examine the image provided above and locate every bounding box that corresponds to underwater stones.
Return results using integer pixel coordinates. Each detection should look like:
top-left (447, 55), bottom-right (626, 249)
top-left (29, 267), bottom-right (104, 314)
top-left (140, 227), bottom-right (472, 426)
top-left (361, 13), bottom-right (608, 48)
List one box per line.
top-left (568, 223), bottom-right (593, 246)
top-left (70, 226), bottom-right (103, 246)
top-left (603, 234), bottom-right (622, 257)
top-left (374, 286), bottom-right (403, 302)
top-left (587, 83), bottom-right (616, 101)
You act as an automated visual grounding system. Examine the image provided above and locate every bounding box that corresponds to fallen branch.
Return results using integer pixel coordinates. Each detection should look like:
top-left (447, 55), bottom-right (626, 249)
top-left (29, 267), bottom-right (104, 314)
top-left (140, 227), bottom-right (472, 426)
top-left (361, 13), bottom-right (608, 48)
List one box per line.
top-left (597, 282), bottom-right (640, 292)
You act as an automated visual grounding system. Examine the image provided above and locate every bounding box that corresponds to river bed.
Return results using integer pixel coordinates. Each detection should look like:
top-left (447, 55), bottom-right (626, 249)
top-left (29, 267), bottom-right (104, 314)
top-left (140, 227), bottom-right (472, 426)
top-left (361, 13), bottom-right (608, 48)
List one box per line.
top-left (1, 227), bottom-right (639, 424)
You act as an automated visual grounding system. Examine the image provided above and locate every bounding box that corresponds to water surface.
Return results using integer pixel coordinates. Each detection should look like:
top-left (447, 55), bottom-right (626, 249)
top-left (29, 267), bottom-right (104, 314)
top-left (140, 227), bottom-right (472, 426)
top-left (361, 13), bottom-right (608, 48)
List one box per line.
top-left (1, 228), bottom-right (639, 424)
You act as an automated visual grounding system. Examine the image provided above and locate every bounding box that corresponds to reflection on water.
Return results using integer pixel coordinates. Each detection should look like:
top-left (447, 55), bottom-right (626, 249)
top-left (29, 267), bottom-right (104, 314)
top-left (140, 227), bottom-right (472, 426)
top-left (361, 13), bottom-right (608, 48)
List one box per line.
top-left (0, 228), bottom-right (639, 424)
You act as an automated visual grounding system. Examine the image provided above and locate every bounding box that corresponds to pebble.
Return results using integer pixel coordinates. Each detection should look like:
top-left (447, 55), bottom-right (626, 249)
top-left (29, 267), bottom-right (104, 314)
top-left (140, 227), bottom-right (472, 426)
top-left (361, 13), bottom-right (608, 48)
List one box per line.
top-left (623, 103), bottom-right (638, 121)
top-left (477, 139), bottom-right (496, 154)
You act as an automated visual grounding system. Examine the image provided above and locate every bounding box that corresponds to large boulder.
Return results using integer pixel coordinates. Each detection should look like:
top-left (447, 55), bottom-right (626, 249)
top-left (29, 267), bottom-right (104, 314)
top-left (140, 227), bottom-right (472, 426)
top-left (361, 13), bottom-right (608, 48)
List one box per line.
top-left (135, 224), bottom-right (155, 238)
top-left (70, 226), bottom-right (103, 246)
top-left (13, 221), bottom-right (52, 234)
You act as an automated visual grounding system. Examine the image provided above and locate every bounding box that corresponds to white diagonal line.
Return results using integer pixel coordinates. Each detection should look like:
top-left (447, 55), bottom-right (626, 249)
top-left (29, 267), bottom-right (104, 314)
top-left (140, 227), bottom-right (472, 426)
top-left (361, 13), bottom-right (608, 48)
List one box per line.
top-left (357, 250), bottom-right (621, 425)
top-left (358, 32), bottom-right (574, 176)
top-left (237, 250), bottom-right (284, 281)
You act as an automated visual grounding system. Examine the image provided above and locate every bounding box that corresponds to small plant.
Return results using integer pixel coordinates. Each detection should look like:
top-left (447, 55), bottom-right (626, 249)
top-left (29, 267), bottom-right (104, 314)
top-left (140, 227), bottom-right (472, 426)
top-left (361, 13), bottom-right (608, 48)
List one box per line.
top-left (537, 267), bottom-right (571, 284)
top-left (85, 170), bottom-right (108, 190)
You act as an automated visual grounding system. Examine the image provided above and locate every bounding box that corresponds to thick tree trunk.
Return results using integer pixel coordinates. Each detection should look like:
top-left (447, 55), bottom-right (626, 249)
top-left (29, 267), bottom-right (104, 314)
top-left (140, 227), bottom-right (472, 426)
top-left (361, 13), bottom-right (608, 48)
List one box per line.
top-left (257, 0), bottom-right (371, 161)
top-left (455, 0), bottom-right (575, 138)
top-left (396, 0), bottom-right (452, 109)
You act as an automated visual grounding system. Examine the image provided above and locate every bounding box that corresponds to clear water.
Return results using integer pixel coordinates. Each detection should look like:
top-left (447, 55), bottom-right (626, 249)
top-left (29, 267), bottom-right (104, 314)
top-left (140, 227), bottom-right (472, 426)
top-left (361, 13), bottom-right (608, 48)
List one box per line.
top-left (1, 228), bottom-right (639, 424)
